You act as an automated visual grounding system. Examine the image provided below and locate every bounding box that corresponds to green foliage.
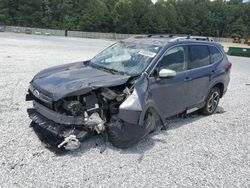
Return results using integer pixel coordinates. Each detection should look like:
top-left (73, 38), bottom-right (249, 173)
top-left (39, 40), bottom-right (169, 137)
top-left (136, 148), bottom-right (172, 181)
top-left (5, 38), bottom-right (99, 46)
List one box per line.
top-left (0, 0), bottom-right (249, 37)
top-left (113, 0), bottom-right (138, 33)
top-left (78, 0), bottom-right (109, 32)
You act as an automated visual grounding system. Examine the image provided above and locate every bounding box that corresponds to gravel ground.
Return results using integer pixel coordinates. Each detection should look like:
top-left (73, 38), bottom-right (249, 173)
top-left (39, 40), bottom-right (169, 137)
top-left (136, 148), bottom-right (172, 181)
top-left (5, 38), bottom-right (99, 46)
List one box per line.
top-left (0, 33), bottom-right (249, 188)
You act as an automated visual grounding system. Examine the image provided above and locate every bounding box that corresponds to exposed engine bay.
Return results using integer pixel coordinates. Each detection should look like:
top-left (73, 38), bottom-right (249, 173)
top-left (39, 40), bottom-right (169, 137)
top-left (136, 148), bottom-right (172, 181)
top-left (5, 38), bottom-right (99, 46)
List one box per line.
top-left (27, 77), bottom-right (136, 151)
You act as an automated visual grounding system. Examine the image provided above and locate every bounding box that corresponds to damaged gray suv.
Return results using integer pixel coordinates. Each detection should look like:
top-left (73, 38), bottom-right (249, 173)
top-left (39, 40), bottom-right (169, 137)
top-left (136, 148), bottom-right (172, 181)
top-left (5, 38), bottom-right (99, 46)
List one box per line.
top-left (26, 35), bottom-right (231, 150)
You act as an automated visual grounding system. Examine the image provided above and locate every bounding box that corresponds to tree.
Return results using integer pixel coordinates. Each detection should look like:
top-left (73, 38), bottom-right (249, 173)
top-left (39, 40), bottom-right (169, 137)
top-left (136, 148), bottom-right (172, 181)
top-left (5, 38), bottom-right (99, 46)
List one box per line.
top-left (17, 0), bottom-right (43, 27)
top-left (0, 0), bottom-right (249, 37)
top-left (130, 0), bottom-right (153, 33)
top-left (0, 0), bottom-right (7, 24)
top-left (113, 0), bottom-right (138, 33)
top-left (78, 0), bottom-right (109, 32)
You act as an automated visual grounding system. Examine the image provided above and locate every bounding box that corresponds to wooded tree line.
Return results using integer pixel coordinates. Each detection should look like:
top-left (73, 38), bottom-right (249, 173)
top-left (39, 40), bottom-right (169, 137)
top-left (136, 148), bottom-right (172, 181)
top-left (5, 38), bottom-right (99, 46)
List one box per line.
top-left (0, 0), bottom-right (249, 38)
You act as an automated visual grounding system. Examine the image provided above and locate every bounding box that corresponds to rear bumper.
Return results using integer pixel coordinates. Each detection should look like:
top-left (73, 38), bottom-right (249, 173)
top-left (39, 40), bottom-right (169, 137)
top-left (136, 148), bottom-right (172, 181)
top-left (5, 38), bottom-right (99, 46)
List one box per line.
top-left (222, 73), bottom-right (230, 97)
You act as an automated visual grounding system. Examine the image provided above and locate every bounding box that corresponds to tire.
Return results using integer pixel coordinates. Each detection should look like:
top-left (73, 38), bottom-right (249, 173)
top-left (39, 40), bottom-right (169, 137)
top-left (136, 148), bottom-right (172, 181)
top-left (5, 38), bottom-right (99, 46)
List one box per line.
top-left (107, 123), bottom-right (138, 149)
top-left (107, 109), bottom-right (156, 148)
top-left (144, 108), bottom-right (157, 133)
top-left (200, 87), bottom-right (221, 115)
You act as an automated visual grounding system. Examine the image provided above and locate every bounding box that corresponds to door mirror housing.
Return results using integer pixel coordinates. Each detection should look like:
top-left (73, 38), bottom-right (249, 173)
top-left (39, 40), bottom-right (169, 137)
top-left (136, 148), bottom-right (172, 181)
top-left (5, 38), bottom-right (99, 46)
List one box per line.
top-left (159, 68), bottom-right (176, 78)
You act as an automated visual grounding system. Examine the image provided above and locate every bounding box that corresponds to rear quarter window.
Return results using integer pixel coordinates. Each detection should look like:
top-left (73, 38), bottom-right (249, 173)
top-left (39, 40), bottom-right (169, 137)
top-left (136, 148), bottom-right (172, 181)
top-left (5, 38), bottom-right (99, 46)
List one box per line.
top-left (209, 46), bottom-right (223, 63)
top-left (189, 45), bottom-right (210, 69)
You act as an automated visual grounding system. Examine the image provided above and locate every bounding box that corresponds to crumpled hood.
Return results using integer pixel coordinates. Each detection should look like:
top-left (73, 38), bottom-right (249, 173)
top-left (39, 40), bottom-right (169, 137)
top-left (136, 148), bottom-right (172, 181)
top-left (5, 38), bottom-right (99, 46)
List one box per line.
top-left (30, 62), bottom-right (131, 101)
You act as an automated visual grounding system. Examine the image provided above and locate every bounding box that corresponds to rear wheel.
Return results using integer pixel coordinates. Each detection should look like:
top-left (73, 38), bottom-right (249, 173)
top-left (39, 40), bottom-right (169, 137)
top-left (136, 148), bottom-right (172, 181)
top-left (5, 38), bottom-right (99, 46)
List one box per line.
top-left (200, 87), bottom-right (221, 115)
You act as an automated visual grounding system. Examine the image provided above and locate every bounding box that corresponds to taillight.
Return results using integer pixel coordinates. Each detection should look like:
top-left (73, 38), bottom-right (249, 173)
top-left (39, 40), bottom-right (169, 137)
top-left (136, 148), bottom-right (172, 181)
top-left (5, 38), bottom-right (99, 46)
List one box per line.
top-left (227, 62), bottom-right (232, 71)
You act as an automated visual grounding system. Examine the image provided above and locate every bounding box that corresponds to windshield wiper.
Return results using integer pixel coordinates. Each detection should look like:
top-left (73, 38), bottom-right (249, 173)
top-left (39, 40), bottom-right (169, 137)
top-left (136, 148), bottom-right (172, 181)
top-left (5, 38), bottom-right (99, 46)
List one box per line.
top-left (91, 64), bottom-right (124, 75)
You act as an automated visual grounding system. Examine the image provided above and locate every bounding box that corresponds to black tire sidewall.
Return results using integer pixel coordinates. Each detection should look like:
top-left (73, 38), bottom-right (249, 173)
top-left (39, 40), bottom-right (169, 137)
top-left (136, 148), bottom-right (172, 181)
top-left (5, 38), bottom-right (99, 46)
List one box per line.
top-left (201, 87), bottom-right (221, 115)
top-left (107, 109), bottom-right (156, 149)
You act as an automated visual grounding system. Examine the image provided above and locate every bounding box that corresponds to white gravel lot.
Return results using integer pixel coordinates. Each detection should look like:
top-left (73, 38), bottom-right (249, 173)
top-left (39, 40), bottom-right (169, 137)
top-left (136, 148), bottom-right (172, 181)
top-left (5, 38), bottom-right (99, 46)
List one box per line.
top-left (0, 33), bottom-right (249, 188)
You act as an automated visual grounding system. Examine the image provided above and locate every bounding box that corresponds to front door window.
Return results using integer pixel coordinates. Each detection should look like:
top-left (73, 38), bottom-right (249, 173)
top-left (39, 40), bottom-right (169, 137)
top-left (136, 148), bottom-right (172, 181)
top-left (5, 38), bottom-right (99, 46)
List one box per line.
top-left (157, 46), bottom-right (188, 72)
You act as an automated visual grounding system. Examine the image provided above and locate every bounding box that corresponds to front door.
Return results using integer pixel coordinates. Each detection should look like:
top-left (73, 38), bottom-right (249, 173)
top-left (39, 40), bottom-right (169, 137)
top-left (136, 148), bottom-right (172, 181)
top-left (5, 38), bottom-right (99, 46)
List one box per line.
top-left (148, 45), bottom-right (193, 118)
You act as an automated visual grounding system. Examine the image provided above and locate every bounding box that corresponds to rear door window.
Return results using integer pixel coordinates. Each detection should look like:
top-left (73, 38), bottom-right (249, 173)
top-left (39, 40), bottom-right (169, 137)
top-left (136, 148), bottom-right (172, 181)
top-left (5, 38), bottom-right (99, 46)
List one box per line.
top-left (189, 45), bottom-right (210, 69)
top-left (209, 46), bottom-right (223, 63)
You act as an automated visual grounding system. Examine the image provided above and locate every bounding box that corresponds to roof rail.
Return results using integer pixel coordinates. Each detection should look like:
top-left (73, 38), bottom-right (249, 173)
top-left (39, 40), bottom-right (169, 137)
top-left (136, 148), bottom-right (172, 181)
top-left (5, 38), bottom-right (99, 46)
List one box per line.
top-left (170, 36), bottom-right (214, 42)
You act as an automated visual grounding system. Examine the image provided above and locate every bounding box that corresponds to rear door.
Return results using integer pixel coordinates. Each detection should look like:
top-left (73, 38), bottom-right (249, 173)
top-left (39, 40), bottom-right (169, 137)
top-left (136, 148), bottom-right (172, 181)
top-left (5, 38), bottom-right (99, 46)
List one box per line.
top-left (188, 44), bottom-right (214, 106)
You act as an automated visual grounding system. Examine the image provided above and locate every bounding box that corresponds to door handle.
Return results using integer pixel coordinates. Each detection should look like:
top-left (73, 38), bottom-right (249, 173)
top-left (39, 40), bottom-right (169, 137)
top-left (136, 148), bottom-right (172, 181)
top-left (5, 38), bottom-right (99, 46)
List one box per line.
top-left (184, 77), bottom-right (192, 81)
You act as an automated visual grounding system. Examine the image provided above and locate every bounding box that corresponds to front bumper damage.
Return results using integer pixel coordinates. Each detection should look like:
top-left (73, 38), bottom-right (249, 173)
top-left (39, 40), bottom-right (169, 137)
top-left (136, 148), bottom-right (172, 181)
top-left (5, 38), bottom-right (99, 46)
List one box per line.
top-left (26, 83), bottom-right (144, 150)
top-left (25, 72), bottom-right (164, 150)
top-left (26, 89), bottom-right (107, 150)
top-left (27, 106), bottom-right (97, 150)
top-left (31, 101), bottom-right (86, 125)
top-left (25, 62), bottom-right (159, 150)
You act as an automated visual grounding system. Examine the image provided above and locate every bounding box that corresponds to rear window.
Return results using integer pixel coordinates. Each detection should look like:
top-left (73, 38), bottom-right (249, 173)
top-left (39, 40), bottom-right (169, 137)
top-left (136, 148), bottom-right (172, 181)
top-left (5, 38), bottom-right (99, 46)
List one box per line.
top-left (189, 45), bottom-right (210, 69)
top-left (209, 46), bottom-right (222, 63)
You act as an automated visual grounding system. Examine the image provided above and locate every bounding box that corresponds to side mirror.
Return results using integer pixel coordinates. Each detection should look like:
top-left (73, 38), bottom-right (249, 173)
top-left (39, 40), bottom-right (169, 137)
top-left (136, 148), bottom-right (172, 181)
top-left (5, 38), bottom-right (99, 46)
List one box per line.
top-left (159, 68), bottom-right (176, 78)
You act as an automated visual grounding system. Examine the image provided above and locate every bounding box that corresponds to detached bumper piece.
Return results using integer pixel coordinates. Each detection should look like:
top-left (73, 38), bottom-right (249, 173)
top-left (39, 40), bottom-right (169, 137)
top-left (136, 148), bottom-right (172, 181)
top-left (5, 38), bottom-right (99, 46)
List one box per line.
top-left (27, 108), bottom-right (91, 150)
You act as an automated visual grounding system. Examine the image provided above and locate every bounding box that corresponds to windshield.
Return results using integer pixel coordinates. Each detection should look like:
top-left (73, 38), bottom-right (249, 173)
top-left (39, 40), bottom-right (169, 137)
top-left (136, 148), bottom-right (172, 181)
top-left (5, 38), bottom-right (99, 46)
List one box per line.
top-left (89, 42), bottom-right (161, 75)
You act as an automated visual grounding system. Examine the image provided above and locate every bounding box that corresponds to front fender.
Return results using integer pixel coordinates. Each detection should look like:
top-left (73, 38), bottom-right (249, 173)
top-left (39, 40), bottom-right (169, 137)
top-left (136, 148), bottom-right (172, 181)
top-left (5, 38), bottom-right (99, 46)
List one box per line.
top-left (138, 99), bottom-right (166, 127)
top-left (117, 99), bottom-right (166, 128)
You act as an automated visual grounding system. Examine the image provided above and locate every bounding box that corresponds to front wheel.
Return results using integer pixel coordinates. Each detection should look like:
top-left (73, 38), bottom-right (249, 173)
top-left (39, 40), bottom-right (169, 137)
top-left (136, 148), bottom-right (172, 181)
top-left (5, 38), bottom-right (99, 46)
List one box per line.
top-left (107, 109), bottom-right (156, 148)
top-left (200, 87), bottom-right (221, 115)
